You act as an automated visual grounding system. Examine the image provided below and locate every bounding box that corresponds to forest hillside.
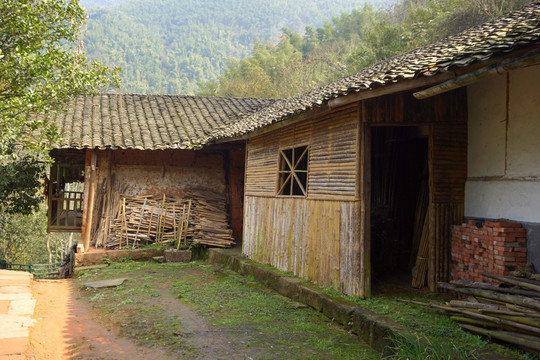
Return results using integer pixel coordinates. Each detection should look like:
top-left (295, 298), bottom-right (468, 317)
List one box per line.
top-left (81, 0), bottom-right (393, 94)
top-left (199, 0), bottom-right (534, 98)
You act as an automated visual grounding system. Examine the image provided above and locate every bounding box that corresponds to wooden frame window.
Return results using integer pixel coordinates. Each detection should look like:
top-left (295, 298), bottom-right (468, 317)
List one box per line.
top-left (47, 161), bottom-right (85, 232)
top-left (277, 145), bottom-right (309, 196)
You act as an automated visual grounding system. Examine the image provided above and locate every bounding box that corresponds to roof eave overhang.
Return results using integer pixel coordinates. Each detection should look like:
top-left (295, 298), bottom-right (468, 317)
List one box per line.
top-left (215, 44), bottom-right (540, 144)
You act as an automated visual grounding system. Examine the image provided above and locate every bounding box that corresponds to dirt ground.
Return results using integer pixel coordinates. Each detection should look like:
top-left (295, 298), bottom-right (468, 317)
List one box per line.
top-left (26, 279), bottom-right (171, 360)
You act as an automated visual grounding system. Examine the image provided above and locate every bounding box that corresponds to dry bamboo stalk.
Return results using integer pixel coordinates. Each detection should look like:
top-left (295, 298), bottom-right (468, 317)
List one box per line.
top-left (147, 205), bottom-right (154, 235)
top-left (459, 325), bottom-right (540, 353)
top-left (438, 282), bottom-right (540, 312)
top-left (133, 198), bottom-right (147, 250)
top-left (120, 198), bottom-right (126, 249)
top-left (412, 207), bottom-right (430, 288)
top-left (159, 194), bottom-right (166, 244)
top-left (176, 204), bottom-right (185, 250)
top-left (480, 272), bottom-right (540, 293)
top-left (398, 298), bottom-right (540, 335)
top-left (184, 200), bottom-right (192, 244)
top-left (172, 203), bottom-right (176, 240)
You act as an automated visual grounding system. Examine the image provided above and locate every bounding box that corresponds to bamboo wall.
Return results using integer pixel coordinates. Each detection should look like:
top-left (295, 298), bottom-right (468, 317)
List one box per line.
top-left (429, 122), bottom-right (467, 289)
top-left (243, 197), bottom-right (361, 295)
top-left (243, 88), bottom-right (467, 297)
top-left (245, 106), bottom-right (359, 200)
top-left (244, 106), bottom-right (362, 295)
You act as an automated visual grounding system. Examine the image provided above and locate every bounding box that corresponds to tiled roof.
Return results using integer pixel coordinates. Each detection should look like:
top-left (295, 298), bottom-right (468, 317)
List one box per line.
top-left (209, 1), bottom-right (540, 140)
top-left (51, 94), bottom-right (276, 150)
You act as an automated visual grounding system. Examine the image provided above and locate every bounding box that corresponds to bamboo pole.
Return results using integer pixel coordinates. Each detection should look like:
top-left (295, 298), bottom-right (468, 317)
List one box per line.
top-left (184, 200), bottom-right (192, 244)
top-left (459, 324), bottom-right (540, 353)
top-left (398, 298), bottom-right (540, 335)
top-left (133, 198), bottom-right (147, 249)
top-left (452, 280), bottom-right (540, 298)
top-left (176, 204), bottom-right (185, 250)
top-left (119, 198), bottom-right (126, 249)
top-left (437, 282), bottom-right (540, 312)
top-left (480, 272), bottom-right (540, 293)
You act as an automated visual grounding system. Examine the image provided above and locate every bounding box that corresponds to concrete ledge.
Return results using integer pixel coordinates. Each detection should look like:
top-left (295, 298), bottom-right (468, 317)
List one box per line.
top-left (207, 248), bottom-right (404, 355)
top-left (75, 248), bottom-right (165, 267)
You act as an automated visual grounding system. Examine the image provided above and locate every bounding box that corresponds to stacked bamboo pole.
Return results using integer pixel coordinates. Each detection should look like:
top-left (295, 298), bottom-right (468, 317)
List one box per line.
top-left (399, 271), bottom-right (540, 354)
top-left (411, 206), bottom-right (430, 288)
top-left (94, 190), bottom-right (235, 249)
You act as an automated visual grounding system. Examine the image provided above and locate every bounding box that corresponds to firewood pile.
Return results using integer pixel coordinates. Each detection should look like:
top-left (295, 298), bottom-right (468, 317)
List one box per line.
top-left (94, 190), bottom-right (235, 249)
top-left (399, 271), bottom-right (540, 354)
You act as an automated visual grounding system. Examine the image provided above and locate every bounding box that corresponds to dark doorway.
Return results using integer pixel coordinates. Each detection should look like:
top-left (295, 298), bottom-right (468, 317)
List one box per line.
top-left (370, 126), bottom-right (429, 287)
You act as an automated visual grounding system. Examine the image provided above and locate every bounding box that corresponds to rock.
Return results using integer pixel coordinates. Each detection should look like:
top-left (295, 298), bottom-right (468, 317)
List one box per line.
top-left (152, 256), bottom-right (165, 263)
top-left (83, 278), bottom-right (127, 289)
top-left (164, 249), bottom-right (192, 263)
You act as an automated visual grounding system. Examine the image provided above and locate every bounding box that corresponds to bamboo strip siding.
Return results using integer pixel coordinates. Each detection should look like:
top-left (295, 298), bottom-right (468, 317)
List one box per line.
top-left (243, 195), bottom-right (361, 296)
top-left (245, 107), bottom-right (358, 198)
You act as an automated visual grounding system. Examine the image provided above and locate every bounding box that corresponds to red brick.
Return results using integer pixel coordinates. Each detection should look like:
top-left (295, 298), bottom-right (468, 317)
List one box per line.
top-left (484, 221), bottom-right (522, 228)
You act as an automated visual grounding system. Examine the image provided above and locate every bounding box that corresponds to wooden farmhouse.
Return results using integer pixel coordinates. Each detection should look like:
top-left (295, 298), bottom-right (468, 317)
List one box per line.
top-left (46, 95), bottom-right (274, 250)
top-left (47, 2), bottom-right (540, 298)
top-left (209, 2), bottom-right (540, 297)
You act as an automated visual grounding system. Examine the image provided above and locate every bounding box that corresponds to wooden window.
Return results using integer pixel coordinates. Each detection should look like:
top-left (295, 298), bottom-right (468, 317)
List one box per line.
top-left (277, 145), bottom-right (309, 196)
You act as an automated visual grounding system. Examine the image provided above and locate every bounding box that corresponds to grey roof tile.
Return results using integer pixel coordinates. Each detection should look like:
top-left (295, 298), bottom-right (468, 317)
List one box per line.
top-left (52, 94), bottom-right (275, 150)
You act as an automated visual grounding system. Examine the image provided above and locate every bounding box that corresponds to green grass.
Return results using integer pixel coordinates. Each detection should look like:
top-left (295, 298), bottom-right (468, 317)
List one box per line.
top-left (318, 286), bottom-right (532, 359)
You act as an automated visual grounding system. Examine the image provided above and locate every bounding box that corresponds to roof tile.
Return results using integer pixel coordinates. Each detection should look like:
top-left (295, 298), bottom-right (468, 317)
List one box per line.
top-left (52, 94), bottom-right (275, 150)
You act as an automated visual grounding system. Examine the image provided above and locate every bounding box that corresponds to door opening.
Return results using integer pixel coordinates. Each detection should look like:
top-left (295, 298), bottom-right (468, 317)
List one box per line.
top-left (370, 126), bottom-right (429, 290)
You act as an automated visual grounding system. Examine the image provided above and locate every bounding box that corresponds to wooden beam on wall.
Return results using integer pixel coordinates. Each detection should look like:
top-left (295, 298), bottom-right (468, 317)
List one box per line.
top-left (328, 72), bottom-right (456, 109)
top-left (358, 122), bottom-right (371, 298)
top-left (414, 51), bottom-right (540, 99)
top-left (81, 149), bottom-right (97, 251)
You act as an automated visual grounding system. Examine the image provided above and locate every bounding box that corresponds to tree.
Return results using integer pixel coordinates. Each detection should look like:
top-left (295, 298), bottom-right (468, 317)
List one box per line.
top-left (0, 0), bottom-right (119, 215)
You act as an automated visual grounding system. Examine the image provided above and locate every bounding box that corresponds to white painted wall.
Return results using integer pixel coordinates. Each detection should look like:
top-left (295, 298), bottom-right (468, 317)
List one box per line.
top-left (466, 74), bottom-right (506, 178)
top-left (465, 64), bottom-right (540, 223)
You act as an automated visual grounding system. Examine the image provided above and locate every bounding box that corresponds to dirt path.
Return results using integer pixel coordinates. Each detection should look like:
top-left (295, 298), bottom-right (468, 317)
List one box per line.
top-left (25, 264), bottom-right (379, 360)
top-left (26, 279), bottom-right (171, 360)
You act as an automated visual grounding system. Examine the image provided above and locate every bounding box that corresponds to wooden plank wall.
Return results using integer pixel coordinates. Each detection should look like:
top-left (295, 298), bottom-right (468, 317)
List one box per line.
top-left (428, 121), bottom-right (467, 289)
top-left (243, 105), bottom-right (361, 296)
top-left (243, 196), bottom-right (361, 295)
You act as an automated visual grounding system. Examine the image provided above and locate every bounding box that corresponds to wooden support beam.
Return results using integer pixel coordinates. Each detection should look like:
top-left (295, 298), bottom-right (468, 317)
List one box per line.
top-left (358, 122), bottom-right (371, 298)
top-left (81, 149), bottom-right (97, 251)
top-left (413, 51), bottom-right (540, 99)
top-left (328, 72), bottom-right (456, 109)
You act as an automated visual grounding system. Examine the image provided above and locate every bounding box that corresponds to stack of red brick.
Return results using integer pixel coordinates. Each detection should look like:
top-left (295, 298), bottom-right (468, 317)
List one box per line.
top-left (451, 220), bottom-right (527, 283)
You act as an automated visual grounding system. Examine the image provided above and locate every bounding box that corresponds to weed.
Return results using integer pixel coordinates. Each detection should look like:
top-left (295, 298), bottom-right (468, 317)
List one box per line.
top-left (118, 298), bottom-right (133, 306)
top-left (89, 292), bottom-right (105, 302)
top-left (387, 333), bottom-right (478, 360)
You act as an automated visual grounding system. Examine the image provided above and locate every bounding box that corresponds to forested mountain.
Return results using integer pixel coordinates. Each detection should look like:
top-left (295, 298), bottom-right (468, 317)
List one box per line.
top-left (82, 0), bottom-right (393, 94)
top-left (200, 0), bottom-right (534, 98)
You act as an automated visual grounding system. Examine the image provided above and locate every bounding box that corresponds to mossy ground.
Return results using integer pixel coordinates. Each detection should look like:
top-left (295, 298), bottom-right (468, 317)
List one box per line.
top-left (75, 260), bottom-right (379, 359)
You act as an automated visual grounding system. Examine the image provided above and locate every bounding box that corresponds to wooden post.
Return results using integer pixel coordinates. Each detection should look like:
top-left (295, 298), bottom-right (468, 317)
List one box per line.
top-left (81, 149), bottom-right (97, 251)
top-left (428, 126), bottom-right (436, 291)
top-left (358, 122), bottom-right (371, 298)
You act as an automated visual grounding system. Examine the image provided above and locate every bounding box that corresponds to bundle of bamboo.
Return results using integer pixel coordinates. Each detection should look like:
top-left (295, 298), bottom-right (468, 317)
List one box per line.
top-left (399, 271), bottom-right (540, 354)
top-left (95, 190), bottom-right (235, 249)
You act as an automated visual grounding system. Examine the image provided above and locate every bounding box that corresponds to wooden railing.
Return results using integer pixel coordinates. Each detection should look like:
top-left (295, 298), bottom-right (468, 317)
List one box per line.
top-left (0, 260), bottom-right (64, 278)
top-left (48, 190), bottom-right (84, 231)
